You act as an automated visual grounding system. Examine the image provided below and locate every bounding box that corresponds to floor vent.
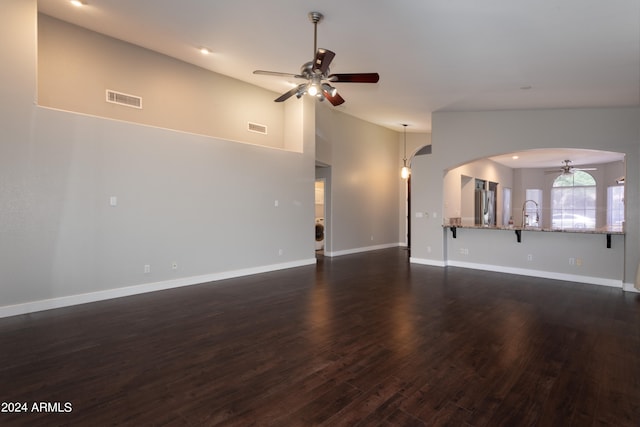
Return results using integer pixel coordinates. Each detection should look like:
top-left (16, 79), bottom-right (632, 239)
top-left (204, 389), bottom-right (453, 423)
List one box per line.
top-left (248, 122), bottom-right (267, 135)
top-left (106, 89), bottom-right (142, 109)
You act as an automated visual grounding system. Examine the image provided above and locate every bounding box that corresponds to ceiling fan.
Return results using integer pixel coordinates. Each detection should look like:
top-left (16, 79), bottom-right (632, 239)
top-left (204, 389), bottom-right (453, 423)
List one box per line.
top-left (545, 159), bottom-right (597, 175)
top-left (253, 11), bottom-right (379, 106)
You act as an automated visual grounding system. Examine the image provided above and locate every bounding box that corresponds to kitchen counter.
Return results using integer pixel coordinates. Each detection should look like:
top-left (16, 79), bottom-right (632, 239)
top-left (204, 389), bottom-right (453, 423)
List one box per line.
top-left (443, 224), bottom-right (624, 247)
top-left (443, 224), bottom-right (624, 234)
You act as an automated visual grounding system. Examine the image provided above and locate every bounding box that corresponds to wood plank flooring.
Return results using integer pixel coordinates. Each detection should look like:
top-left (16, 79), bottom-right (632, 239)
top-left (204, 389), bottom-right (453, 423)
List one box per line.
top-left (1, 248), bottom-right (639, 426)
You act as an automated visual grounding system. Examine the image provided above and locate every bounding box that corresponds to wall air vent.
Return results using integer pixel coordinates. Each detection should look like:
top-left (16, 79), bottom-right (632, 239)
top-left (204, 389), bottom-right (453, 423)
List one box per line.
top-left (247, 122), bottom-right (268, 135)
top-left (106, 89), bottom-right (142, 109)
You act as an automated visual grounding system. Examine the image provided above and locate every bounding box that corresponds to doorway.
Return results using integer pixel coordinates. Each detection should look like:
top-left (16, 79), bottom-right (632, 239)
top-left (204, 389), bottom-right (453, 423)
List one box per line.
top-left (315, 164), bottom-right (331, 256)
top-left (314, 179), bottom-right (326, 255)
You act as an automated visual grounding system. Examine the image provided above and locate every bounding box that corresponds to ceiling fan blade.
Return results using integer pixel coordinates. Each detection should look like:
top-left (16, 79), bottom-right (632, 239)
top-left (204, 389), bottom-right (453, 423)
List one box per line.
top-left (274, 84), bottom-right (305, 102)
top-left (328, 73), bottom-right (380, 83)
top-left (312, 48), bottom-right (335, 75)
top-left (323, 89), bottom-right (345, 106)
top-left (253, 70), bottom-right (303, 79)
top-left (575, 167), bottom-right (597, 171)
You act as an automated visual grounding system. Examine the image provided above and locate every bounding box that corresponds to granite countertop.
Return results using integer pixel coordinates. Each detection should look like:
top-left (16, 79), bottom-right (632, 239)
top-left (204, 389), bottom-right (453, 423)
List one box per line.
top-left (442, 224), bottom-right (625, 235)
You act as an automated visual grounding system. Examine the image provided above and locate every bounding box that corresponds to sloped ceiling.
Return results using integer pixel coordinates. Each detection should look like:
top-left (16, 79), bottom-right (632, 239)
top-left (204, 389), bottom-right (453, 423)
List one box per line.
top-left (37, 0), bottom-right (640, 135)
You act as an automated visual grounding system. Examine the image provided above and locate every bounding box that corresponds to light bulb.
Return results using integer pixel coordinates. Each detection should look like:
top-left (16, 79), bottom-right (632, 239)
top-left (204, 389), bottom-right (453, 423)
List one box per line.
top-left (308, 84), bottom-right (318, 97)
top-left (401, 166), bottom-right (410, 179)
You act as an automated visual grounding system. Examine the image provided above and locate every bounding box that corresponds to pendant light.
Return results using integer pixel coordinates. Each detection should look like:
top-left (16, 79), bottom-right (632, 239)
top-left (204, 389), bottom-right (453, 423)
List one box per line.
top-left (400, 124), bottom-right (411, 179)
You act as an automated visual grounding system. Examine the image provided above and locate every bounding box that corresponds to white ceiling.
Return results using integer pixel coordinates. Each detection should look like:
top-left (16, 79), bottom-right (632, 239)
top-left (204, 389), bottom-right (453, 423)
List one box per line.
top-left (489, 148), bottom-right (624, 169)
top-left (37, 0), bottom-right (640, 135)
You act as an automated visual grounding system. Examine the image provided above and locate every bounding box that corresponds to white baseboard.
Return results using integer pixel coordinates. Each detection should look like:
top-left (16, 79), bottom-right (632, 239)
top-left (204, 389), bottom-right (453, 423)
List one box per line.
top-left (409, 257), bottom-right (447, 267)
top-left (445, 260), bottom-right (623, 289)
top-left (623, 282), bottom-right (640, 293)
top-left (0, 258), bottom-right (317, 319)
top-left (325, 243), bottom-right (402, 257)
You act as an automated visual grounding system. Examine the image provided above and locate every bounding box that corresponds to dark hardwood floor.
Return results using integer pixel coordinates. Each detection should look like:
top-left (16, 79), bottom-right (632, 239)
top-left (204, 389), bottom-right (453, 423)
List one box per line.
top-left (1, 248), bottom-right (639, 426)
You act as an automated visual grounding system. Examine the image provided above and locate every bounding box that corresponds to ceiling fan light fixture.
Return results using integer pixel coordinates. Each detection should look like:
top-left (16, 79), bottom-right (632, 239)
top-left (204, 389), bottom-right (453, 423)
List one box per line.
top-left (321, 83), bottom-right (337, 97)
top-left (254, 11), bottom-right (379, 106)
top-left (307, 83), bottom-right (319, 97)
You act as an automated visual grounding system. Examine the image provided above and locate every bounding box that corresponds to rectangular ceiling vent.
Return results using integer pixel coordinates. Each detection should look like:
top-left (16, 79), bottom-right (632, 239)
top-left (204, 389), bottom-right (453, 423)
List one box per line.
top-left (106, 89), bottom-right (142, 109)
top-left (247, 122), bottom-right (268, 135)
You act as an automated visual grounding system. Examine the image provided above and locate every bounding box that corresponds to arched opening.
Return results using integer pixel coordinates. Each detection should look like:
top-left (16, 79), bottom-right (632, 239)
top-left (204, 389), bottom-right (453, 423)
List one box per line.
top-left (442, 148), bottom-right (625, 229)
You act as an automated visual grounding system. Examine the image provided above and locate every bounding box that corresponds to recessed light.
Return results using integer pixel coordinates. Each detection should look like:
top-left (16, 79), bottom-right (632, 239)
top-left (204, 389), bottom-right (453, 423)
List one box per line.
top-left (199, 47), bottom-right (211, 55)
top-left (512, 155), bottom-right (519, 160)
top-left (70, 0), bottom-right (85, 6)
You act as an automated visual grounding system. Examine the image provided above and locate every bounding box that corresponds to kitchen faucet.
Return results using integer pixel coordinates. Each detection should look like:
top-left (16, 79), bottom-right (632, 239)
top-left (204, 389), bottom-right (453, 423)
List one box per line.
top-left (522, 200), bottom-right (539, 228)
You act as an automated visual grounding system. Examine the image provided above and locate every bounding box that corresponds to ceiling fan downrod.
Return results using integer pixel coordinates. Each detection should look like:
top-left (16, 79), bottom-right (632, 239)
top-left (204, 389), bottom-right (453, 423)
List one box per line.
top-left (309, 12), bottom-right (323, 58)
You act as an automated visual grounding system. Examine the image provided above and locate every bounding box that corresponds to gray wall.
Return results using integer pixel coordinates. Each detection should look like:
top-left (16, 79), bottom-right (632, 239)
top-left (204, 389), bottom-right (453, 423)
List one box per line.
top-left (316, 104), bottom-right (401, 255)
top-left (38, 14), bottom-right (288, 150)
top-left (411, 108), bottom-right (640, 288)
top-left (399, 132), bottom-right (431, 246)
top-left (0, 1), bottom-right (316, 315)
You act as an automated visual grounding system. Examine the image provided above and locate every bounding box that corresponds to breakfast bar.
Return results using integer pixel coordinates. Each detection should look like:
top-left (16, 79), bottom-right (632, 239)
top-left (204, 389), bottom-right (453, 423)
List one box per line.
top-left (444, 224), bottom-right (624, 248)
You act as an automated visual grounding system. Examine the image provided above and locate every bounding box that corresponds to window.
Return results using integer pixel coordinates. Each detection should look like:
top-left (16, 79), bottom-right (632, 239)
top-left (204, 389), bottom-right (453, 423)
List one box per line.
top-left (551, 171), bottom-right (596, 229)
top-left (607, 185), bottom-right (624, 229)
top-left (502, 187), bottom-right (512, 226)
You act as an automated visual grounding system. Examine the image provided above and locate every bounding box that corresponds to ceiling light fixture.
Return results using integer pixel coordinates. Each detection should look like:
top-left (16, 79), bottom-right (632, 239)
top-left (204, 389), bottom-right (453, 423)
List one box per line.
top-left (307, 83), bottom-right (319, 97)
top-left (199, 47), bottom-right (211, 55)
top-left (253, 11), bottom-right (379, 106)
top-left (401, 124), bottom-right (411, 179)
top-left (322, 83), bottom-right (337, 97)
top-left (70, 0), bottom-right (85, 6)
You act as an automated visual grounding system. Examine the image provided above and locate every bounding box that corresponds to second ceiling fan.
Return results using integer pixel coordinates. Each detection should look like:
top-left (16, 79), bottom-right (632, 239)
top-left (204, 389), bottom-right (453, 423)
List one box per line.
top-left (253, 11), bottom-right (379, 106)
top-left (545, 159), bottom-right (597, 175)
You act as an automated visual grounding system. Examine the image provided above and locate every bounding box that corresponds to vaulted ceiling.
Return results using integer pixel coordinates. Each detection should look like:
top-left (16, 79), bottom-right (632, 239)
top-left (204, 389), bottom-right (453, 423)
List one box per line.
top-left (38, 1), bottom-right (640, 135)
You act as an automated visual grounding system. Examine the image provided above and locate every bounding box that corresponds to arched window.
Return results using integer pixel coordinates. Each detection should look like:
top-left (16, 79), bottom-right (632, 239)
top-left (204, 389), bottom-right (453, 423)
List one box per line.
top-left (551, 171), bottom-right (596, 229)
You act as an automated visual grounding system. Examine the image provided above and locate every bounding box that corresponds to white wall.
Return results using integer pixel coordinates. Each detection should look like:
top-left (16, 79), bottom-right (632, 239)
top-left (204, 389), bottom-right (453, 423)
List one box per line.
top-left (411, 108), bottom-right (640, 288)
top-left (0, 1), bottom-right (316, 317)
